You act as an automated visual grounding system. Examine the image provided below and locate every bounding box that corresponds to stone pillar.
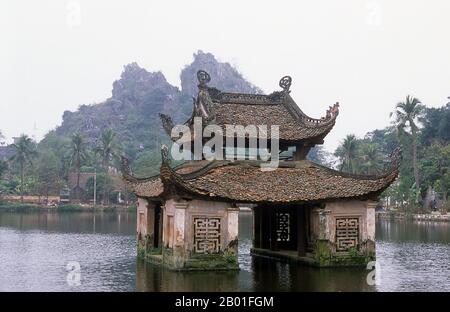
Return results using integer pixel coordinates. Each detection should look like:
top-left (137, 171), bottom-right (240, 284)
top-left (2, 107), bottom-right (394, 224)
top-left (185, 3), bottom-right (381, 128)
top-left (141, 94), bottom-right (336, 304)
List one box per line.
top-left (269, 209), bottom-right (278, 251)
top-left (158, 204), bottom-right (163, 249)
top-left (366, 201), bottom-right (377, 241)
top-left (318, 209), bottom-right (331, 240)
top-left (293, 143), bottom-right (312, 160)
top-left (147, 202), bottom-right (155, 250)
top-left (136, 198), bottom-right (146, 258)
top-left (297, 207), bottom-right (306, 256)
top-left (226, 206), bottom-right (239, 254)
top-left (365, 201), bottom-right (377, 257)
top-left (136, 198), bottom-right (156, 258)
top-left (174, 202), bottom-right (187, 247)
top-left (314, 208), bottom-right (332, 266)
top-left (173, 201), bottom-right (188, 269)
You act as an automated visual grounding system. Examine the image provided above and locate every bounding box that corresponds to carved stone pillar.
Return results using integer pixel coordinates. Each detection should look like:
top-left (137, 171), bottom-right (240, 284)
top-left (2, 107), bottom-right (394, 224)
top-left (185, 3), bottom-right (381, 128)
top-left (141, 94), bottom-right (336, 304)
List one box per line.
top-left (172, 201), bottom-right (188, 269)
top-left (174, 202), bottom-right (188, 247)
top-left (366, 201), bottom-right (377, 241)
top-left (365, 201), bottom-right (377, 256)
top-left (226, 206), bottom-right (239, 254)
top-left (318, 209), bottom-right (332, 240)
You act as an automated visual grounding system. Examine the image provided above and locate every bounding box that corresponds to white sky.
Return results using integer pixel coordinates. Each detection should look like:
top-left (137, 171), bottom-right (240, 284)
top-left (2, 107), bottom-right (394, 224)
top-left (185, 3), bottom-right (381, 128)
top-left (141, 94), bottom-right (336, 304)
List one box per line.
top-left (1, 0), bottom-right (449, 152)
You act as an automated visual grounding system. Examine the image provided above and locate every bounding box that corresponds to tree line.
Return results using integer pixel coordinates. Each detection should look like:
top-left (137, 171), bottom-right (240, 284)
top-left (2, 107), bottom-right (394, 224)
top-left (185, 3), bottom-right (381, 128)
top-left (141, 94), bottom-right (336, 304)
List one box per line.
top-left (0, 128), bottom-right (124, 204)
top-left (333, 96), bottom-right (449, 212)
top-left (1, 95), bottom-right (449, 211)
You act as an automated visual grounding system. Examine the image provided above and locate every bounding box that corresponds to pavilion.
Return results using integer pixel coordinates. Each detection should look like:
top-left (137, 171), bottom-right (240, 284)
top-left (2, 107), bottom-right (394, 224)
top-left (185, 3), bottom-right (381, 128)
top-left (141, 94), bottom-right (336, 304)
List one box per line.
top-left (121, 70), bottom-right (400, 270)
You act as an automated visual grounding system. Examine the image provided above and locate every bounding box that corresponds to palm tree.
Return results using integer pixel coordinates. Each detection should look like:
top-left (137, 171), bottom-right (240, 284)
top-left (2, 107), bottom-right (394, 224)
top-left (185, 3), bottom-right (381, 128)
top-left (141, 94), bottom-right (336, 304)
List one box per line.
top-left (95, 129), bottom-right (120, 205)
top-left (69, 133), bottom-right (89, 193)
top-left (336, 134), bottom-right (359, 173)
top-left (360, 143), bottom-right (382, 175)
top-left (9, 135), bottom-right (37, 203)
top-left (390, 95), bottom-right (424, 189)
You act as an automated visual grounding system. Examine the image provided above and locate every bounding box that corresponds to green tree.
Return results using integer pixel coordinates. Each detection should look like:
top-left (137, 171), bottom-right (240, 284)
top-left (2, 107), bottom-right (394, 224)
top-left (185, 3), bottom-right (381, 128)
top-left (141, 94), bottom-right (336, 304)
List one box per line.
top-left (133, 150), bottom-right (162, 177)
top-left (9, 135), bottom-right (37, 202)
top-left (390, 95), bottom-right (425, 190)
top-left (68, 133), bottom-right (89, 191)
top-left (94, 129), bottom-right (120, 205)
top-left (37, 130), bottom-right (71, 180)
top-left (335, 134), bottom-right (359, 173)
top-left (35, 150), bottom-right (63, 202)
top-left (420, 142), bottom-right (450, 203)
top-left (359, 143), bottom-right (382, 175)
top-left (0, 160), bottom-right (7, 179)
top-left (420, 103), bottom-right (450, 145)
top-left (0, 160), bottom-right (8, 200)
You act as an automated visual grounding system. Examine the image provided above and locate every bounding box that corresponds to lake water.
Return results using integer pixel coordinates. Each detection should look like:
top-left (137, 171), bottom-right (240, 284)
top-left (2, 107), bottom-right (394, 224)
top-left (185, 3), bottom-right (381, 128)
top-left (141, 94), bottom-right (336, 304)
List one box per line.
top-left (0, 211), bottom-right (448, 292)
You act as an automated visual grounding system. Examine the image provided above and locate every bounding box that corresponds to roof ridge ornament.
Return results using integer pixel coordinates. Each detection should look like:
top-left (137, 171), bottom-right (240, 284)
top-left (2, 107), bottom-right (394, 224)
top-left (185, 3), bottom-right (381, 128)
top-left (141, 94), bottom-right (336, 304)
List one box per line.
top-left (385, 147), bottom-right (402, 171)
top-left (325, 102), bottom-right (340, 118)
top-left (279, 75), bottom-right (292, 93)
top-left (161, 144), bottom-right (171, 165)
top-left (197, 70), bottom-right (211, 88)
top-left (120, 155), bottom-right (137, 182)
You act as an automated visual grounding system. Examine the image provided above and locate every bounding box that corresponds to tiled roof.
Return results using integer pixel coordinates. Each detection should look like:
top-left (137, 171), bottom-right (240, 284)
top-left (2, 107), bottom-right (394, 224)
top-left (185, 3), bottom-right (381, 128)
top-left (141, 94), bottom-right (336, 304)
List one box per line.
top-left (122, 150), bottom-right (400, 203)
top-left (121, 158), bottom-right (209, 198)
top-left (160, 70), bottom-right (339, 144)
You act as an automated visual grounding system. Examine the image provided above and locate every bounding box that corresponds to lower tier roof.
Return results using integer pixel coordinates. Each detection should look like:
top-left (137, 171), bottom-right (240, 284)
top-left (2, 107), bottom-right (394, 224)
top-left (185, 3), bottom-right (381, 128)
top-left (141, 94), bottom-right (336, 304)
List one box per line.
top-left (122, 149), bottom-right (400, 204)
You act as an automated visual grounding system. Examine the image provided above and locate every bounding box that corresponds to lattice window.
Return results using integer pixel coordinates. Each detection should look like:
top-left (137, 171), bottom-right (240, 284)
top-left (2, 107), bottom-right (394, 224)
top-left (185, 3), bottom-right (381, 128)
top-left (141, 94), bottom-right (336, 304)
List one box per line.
top-left (335, 217), bottom-right (359, 252)
top-left (193, 217), bottom-right (221, 253)
top-left (276, 212), bottom-right (290, 242)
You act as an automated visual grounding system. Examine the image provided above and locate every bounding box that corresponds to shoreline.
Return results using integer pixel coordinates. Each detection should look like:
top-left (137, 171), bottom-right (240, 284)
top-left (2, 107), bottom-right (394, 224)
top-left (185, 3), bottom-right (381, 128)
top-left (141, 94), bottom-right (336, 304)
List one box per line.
top-left (0, 201), bottom-right (135, 213)
top-left (376, 211), bottom-right (450, 222)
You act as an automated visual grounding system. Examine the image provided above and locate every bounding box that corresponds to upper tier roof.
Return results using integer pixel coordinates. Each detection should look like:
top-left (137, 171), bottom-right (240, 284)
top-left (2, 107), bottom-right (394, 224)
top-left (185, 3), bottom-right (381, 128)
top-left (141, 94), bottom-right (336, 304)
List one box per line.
top-left (160, 70), bottom-right (340, 145)
top-left (121, 147), bottom-right (401, 204)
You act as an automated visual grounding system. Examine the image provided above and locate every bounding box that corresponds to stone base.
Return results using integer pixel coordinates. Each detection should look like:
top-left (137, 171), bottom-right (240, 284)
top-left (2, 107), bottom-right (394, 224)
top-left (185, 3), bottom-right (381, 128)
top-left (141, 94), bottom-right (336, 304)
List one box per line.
top-left (251, 244), bottom-right (375, 268)
top-left (251, 248), bottom-right (318, 266)
top-left (138, 244), bottom-right (239, 271)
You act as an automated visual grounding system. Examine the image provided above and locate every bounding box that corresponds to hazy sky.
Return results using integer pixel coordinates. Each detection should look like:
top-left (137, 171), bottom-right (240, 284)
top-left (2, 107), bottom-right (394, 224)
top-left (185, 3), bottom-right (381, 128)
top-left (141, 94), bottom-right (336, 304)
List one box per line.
top-left (1, 0), bottom-right (449, 152)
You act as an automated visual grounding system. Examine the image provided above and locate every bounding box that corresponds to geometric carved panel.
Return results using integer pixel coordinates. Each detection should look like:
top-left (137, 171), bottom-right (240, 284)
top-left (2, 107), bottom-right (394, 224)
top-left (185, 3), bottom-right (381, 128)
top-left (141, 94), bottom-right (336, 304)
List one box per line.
top-left (276, 212), bottom-right (290, 242)
top-left (193, 217), bottom-right (221, 253)
top-left (335, 217), bottom-right (359, 251)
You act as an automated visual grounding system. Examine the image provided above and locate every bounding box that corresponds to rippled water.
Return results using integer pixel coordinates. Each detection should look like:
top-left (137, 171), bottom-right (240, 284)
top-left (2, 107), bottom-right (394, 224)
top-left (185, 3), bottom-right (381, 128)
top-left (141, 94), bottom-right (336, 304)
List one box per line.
top-left (0, 211), bottom-right (448, 291)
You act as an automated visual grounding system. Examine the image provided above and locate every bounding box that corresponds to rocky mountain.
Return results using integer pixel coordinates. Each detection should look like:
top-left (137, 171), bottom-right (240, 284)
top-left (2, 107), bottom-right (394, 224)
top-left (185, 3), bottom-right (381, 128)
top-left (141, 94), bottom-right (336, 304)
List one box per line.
top-left (180, 50), bottom-right (262, 98)
top-left (41, 51), bottom-right (262, 163)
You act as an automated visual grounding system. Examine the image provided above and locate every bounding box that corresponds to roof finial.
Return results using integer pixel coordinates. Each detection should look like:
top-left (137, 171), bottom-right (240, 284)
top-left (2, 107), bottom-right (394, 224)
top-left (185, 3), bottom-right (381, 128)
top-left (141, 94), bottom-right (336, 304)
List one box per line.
top-left (379, 146), bottom-right (402, 174)
top-left (197, 70), bottom-right (211, 88)
top-left (279, 76), bottom-right (292, 92)
top-left (120, 155), bottom-right (137, 182)
top-left (161, 144), bottom-right (171, 165)
top-left (388, 147), bottom-right (402, 170)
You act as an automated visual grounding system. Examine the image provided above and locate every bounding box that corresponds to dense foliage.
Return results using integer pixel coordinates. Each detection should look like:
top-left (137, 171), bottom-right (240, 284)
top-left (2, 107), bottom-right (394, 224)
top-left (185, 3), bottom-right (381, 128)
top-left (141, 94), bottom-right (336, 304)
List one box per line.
top-left (334, 101), bottom-right (450, 212)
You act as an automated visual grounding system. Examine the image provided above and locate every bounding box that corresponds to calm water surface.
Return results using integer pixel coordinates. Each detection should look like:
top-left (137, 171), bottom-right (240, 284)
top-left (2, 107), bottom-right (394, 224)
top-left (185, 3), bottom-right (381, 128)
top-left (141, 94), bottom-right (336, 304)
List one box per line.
top-left (0, 211), bottom-right (449, 292)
